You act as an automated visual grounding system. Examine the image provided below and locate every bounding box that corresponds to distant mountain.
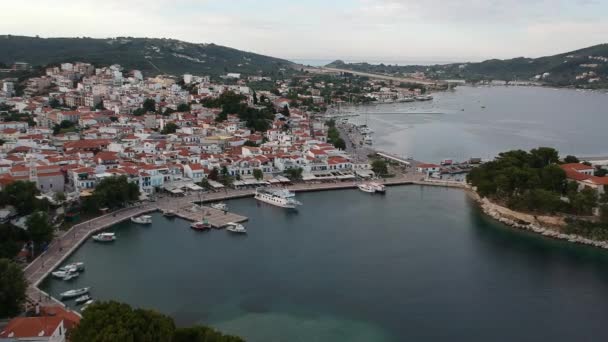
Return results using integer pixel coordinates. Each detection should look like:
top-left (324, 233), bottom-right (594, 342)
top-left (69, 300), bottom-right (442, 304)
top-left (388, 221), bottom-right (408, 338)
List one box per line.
top-left (0, 35), bottom-right (294, 76)
top-left (326, 44), bottom-right (608, 87)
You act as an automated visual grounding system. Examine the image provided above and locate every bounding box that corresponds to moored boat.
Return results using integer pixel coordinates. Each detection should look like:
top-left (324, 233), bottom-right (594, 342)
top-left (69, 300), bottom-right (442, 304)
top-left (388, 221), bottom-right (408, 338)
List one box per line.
top-left (162, 210), bottom-right (177, 217)
top-left (60, 287), bottom-right (90, 299)
top-left (92, 232), bottom-right (116, 242)
top-left (75, 294), bottom-right (91, 304)
top-left (131, 215), bottom-right (152, 224)
top-left (226, 222), bottom-right (247, 234)
top-left (255, 188), bottom-right (302, 209)
top-left (210, 202), bottom-right (228, 211)
top-left (191, 219), bottom-right (212, 231)
top-left (61, 262), bottom-right (85, 272)
top-left (81, 300), bottom-right (94, 311)
top-left (62, 271), bottom-right (79, 281)
top-left (370, 182), bottom-right (386, 193)
top-left (358, 183), bottom-right (376, 193)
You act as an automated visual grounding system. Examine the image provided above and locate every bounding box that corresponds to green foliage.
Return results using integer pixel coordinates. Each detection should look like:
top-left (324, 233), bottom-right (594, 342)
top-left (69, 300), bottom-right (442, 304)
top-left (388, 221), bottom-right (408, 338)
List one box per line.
top-left (0, 225), bottom-right (27, 259)
top-left (569, 187), bottom-right (598, 216)
top-left (176, 103), bottom-right (191, 112)
top-left (71, 301), bottom-right (175, 342)
top-left (565, 219), bottom-right (608, 241)
top-left (0, 181), bottom-right (47, 215)
top-left (53, 120), bottom-right (76, 135)
top-left (243, 140), bottom-right (259, 147)
top-left (143, 98), bottom-right (156, 112)
top-left (325, 119), bottom-right (345, 149)
top-left (204, 91), bottom-right (274, 132)
top-left (0, 258), bottom-right (27, 318)
top-left (83, 176), bottom-right (139, 212)
top-left (94, 100), bottom-right (105, 110)
top-left (284, 167), bottom-right (303, 181)
top-left (563, 155), bottom-right (580, 163)
top-left (281, 105), bottom-right (290, 116)
top-left (253, 168), bottom-right (263, 181)
top-left (133, 108), bottom-right (147, 116)
top-left (173, 326), bottom-right (244, 342)
top-left (26, 211), bottom-right (53, 250)
top-left (208, 167), bottom-right (219, 181)
top-left (371, 159), bottom-right (389, 176)
top-left (161, 122), bottom-right (178, 135)
top-left (48, 98), bottom-right (61, 108)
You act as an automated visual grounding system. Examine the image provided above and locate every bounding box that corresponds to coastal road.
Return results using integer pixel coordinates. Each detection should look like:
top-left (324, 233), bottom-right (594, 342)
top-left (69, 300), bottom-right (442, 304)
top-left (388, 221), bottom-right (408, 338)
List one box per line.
top-left (316, 67), bottom-right (441, 86)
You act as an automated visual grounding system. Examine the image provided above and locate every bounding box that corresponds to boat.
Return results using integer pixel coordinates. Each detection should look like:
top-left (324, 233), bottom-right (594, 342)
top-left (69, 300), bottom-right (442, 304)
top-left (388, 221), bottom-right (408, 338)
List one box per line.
top-left (226, 222), bottom-right (247, 234)
top-left (75, 294), bottom-right (91, 305)
top-left (162, 210), bottom-right (177, 217)
top-left (81, 300), bottom-right (94, 311)
top-left (51, 270), bottom-right (72, 279)
top-left (61, 262), bottom-right (85, 272)
top-left (190, 218), bottom-right (212, 231)
top-left (370, 182), bottom-right (386, 193)
top-left (415, 94), bottom-right (434, 101)
top-left (210, 202), bottom-right (228, 211)
top-left (62, 271), bottom-right (79, 281)
top-left (92, 232), bottom-right (116, 242)
top-left (60, 287), bottom-right (90, 299)
top-left (358, 183), bottom-right (376, 193)
top-left (131, 215), bottom-right (152, 224)
top-left (255, 188), bottom-right (302, 209)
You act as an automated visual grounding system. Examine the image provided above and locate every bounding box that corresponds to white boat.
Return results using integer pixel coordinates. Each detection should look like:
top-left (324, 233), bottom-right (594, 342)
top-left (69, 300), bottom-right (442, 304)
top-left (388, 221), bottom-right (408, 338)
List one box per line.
top-left (131, 215), bottom-right (152, 224)
top-left (62, 262), bottom-right (85, 272)
top-left (92, 232), bottom-right (116, 242)
top-left (370, 182), bottom-right (386, 193)
top-left (81, 300), bottom-right (94, 311)
top-left (51, 270), bottom-right (72, 278)
top-left (60, 287), bottom-right (90, 299)
top-left (62, 271), bottom-right (79, 281)
top-left (162, 210), bottom-right (177, 217)
top-left (255, 188), bottom-right (302, 209)
top-left (358, 183), bottom-right (376, 193)
top-left (210, 202), bottom-right (228, 211)
top-left (75, 294), bottom-right (91, 304)
top-left (415, 94), bottom-right (433, 101)
top-left (226, 222), bottom-right (247, 234)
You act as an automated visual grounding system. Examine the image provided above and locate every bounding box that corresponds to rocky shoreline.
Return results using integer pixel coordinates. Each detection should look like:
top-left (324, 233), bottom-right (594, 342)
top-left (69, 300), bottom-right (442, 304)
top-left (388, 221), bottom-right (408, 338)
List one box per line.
top-left (470, 190), bottom-right (608, 250)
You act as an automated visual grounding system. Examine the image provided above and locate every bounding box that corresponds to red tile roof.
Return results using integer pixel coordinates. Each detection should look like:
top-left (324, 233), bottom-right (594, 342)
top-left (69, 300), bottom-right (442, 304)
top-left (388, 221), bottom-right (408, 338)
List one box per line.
top-left (0, 316), bottom-right (63, 338)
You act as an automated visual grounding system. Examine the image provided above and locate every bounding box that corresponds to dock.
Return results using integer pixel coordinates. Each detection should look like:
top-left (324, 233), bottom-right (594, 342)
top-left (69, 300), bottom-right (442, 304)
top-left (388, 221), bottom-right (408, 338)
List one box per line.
top-left (164, 204), bottom-right (248, 228)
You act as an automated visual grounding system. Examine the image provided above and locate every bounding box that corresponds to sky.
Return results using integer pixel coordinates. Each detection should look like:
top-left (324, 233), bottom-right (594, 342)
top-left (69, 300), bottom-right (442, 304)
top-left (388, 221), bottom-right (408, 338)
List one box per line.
top-left (1, 0), bottom-right (607, 63)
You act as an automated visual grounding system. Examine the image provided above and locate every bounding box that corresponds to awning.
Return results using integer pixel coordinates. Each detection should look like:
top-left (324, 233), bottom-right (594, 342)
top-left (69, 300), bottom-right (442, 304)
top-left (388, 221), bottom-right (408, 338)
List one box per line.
top-left (187, 184), bottom-right (204, 191)
top-left (170, 188), bottom-right (184, 194)
top-left (207, 180), bottom-right (225, 188)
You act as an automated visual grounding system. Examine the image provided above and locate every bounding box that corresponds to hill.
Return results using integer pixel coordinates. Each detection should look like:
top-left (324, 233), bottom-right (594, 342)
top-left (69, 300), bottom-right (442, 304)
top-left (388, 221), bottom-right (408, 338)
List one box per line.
top-left (326, 44), bottom-right (608, 88)
top-left (0, 35), bottom-right (294, 77)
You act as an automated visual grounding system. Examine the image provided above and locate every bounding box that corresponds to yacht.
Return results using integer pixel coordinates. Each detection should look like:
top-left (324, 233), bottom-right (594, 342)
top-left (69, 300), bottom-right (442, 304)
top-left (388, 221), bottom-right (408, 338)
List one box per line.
top-left (162, 210), bottom-right (177, 217)
top-left (255, 188), bottom-right (302, 209)
top-left (358, 183), bottom-right (376, 193)
top-left (226, 222), bottom-right (247, 234)
top-left (51, 270), bottom-right (73, 279)
top-left (131, 215), bottom-right (152, 224)
top-left (60, 287), bottom-right (90, 299)
top-left (370, 182), bottom-right (386, 193)
top-left (75, 294), bottom-right (91, 305)
top-left (92, 232), bottom-right (116, 242)
top-left (210, 202), bottom-right (228, 211)
top-left (191, 219), bottom-right (212, 231)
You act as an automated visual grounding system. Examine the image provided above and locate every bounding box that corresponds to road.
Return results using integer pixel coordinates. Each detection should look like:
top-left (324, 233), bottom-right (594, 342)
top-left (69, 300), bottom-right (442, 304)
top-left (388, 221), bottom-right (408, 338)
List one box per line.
top-left (318, 67), bottom-right (441, 86)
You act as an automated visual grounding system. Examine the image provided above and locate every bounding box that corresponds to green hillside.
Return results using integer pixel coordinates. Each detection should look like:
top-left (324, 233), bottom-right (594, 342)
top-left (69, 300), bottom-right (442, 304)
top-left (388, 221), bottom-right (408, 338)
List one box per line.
top-left (0, 35), bottom-right (294, 77)
top-left (327, 44), bottom-right (608, 88)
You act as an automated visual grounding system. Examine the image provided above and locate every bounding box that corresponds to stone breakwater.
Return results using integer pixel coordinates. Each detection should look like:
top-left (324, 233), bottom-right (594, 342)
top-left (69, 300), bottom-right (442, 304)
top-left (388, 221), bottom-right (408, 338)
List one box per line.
top-left (474, 193), bottom-right (608, 250)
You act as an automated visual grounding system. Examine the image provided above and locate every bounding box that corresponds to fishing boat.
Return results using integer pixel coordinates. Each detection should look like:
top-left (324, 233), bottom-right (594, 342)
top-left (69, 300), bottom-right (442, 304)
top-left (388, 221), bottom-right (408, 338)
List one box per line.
top-left (191, 219), bottom-right (212, 231)
top-left (131, 215), bottom-right (152, 224)
top-left (75, 294), bottom-right (91, 305)
top-left (60, 287), bottom-right (90, 299)
top-left (226, 222), bottom-right (247, 234)
top-left (162, 210), bottom-right (177, 217)
top-left (255, 188), bottom-right (302, 209)
top-left (370, 182), bottom-right (386, 194)
top-left (358, 183), bottom-right (376, 193)
top-left (210, 202), bottom-right (228, 211)
top-left (92, 232), bottom-right (116, 242)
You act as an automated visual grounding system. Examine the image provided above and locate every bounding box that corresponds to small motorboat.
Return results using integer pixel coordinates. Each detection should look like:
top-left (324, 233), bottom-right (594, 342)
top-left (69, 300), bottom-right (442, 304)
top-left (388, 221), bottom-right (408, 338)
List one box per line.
top-left (61, 262), bottom-right (85, 272)
top-left (62, 271), bottom-right (79, 281)
top-left (81, 299), bottom-right (94, 311)
top-left (162, 210), bottom-right (177, 217)
top-left (226, 222), bottom-right (247, 234)
top-left (92, 232), bottom-right (116, 242)
top-left (60, 287), bottom-right (90, 299)
top-left (131, 215), bottom-right (152, 224)
top-left (358, 183), bottom-right (376, 193)
top-left (190, 220), bottom-right (212, 231)
top-left (369, 182), bottom-right (386, 194)
top-left (75, 294), bottom-right (91, 305)
top-left (210, 202), bottom-right (227, 211)
top-left (51, 270), bottom-right (71, 278)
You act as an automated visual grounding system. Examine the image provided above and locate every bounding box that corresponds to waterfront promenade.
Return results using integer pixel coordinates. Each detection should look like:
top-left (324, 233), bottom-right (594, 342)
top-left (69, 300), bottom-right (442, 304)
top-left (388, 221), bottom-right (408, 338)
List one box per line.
top-left (22, 173), bottom-right (463, 314)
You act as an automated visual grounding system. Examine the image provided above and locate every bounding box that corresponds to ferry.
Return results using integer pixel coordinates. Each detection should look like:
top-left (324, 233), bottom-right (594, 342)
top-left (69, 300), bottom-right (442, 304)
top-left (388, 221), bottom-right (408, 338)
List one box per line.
top-left (131, 215), bottom-right (152, 224)
top-left (92, 232), bottom-right (116, 242)
top-left (358, 183), bottom-right (376, 193)
top-left (255, 188), bottom-right (302, 209)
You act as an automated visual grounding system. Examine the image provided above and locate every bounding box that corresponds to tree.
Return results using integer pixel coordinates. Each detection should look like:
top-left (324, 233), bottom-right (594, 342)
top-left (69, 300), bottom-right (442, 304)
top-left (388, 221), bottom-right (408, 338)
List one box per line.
top-left (529, 147), bottom-right (559, 168)
top-left (333, 138), bottom-right (346, 150)
top-left (176, 103), bottom-right (190, 112)
top-left (0, 181), bottom-right (44, 215)
top-left (142, 98), bottom-right (156, 113)
top-left (161, 122), bottom-right (178, 135)
top-left (0, 258), bottom-right (27, 318)
top-left (371, 159), bottom-right (388, 176)
top-left (253, 168), bottom-right (263, 181)
top-left (48, 98), bottom-right (61, 109)
top-left (595, 167), bottom-right (607, 177)
top-left (284, 167), bottom-right (303, 181)
top-left (0, 225), bottom-right (27, 259)
top-left (564, 155), bottom-right (580, 164)
top-left (94, 100), bottom-right (105, 110)
top-left (26, 212), bottom-right (53, 251)
top-left (53, 191), bottom-right (66, 203)
top-left (569, 187), bottom-right (598, 216)
top-left (243, 140), bottom-right (259, 147)
top-left (252, 91), bottom-right (258, 105)
top-left (71, 301), bottom-right (175, 342)
top-left (173, 326), bottom-right (244, 342)
top-left (83, 176), bottom-right (140, 212)
top-left (208, 167), bottom-right (219, 181)
top-left (281, 104), bottom-right (290, 116)
top-left (133, 108), bottom-right (146, 116)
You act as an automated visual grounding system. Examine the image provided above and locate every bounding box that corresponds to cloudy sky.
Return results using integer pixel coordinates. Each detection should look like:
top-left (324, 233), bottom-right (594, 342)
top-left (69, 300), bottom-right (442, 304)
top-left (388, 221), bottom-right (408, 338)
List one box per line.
top-left (2, 0), bottom-right (607, 63)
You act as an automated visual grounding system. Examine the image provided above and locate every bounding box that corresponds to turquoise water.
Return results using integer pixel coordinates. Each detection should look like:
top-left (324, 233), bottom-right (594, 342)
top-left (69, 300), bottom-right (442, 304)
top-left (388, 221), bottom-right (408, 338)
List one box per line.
top-left (350, 86), bottom-right (608, 162)
top-left (41, 186), bottom-right (608, 341)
